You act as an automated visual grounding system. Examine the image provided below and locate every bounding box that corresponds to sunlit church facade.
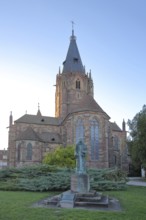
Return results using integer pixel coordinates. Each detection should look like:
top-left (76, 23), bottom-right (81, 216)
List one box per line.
top-left (8, 29), bottom-right (128, 171)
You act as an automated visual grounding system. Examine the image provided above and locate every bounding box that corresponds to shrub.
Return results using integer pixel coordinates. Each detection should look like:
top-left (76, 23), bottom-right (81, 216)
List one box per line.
top-left (43, 145), bottom-right (76, 168)
top-left (0, 165), bottom-right (127, 191)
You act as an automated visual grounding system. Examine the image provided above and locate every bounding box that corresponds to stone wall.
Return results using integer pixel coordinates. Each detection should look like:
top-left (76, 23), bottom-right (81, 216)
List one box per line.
top-left (62, 111), bottom-right (110, 169)
top-left (8, 122), bottom-right (62, 167)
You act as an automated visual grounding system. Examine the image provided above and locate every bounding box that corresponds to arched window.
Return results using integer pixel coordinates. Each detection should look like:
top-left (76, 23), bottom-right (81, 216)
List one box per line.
top-left (76, 79), bottom-right (80, 89)
top-left (113, 136), bottom-right (119, 151)
top-left (114, 155), bottom-right (117, 165)
top-left (17, 144), bottom-right (21, 162)
top-left (90, 119), bottom-right (99, 160)
top-left (76, 118), bottom-right (84, 144)
top-left (26, 143), bottom-right (32, 160)
top-left (63, 81), bottom-right (65, 88)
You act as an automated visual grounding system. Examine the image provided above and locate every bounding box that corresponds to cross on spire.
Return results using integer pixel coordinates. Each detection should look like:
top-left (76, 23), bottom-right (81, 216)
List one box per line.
top-left (71, 21), bottom-right (75, 30)
top-left (37, 102), bottom-right (42, 116)
top-left (38, 102), bottom-right (40, 110)
top-left (71, 21), bottom-right (75, 36)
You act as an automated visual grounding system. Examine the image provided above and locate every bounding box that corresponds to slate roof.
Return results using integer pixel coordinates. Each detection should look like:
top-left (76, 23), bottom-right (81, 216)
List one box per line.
top-left (62, 30), bottom-right (84, 74)
top-left (111, 122), bottom-right (122, 132)
top-left (15, 114), bottom-right (61, 125)
top-left (16, 126), bottom-right (43, 141)
top-left (69, 94), bottom-right (110, 118)
top-left (40, 132), bottom-right (61, 143)
top-left (16, 127), bottom-right (62, 143)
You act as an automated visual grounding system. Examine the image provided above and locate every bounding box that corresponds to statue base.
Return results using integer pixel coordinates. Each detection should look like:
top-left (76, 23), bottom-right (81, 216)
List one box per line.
top-left (71, 173), bottom-right (90, 193)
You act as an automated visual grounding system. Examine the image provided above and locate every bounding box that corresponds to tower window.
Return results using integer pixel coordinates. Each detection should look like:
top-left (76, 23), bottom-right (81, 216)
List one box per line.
top-left (76, 80), bottom-right (80, 89)
top-left (73, 57), bottom-right (78, 62)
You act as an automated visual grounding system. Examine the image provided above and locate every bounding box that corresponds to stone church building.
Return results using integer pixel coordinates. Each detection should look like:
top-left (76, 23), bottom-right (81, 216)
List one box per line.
top-left (8, 29), bottom-right (128, 171)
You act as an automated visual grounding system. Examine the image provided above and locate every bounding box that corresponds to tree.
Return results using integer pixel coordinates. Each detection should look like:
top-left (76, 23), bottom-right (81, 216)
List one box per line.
top-left (127, 105), bottom-right (146, 169)
top-left (43, 145), bottom-right (76, 168)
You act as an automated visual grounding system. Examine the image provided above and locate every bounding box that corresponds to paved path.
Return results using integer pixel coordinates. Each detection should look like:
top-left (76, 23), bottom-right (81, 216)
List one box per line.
top-left (127, 177), bottom-right (146, 186)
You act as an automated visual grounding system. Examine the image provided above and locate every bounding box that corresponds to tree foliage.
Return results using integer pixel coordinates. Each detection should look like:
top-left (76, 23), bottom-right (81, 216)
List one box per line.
top-left (43, 145), bottom-right (76, 168)
top-left (127, 105), bottom-right (146, 168)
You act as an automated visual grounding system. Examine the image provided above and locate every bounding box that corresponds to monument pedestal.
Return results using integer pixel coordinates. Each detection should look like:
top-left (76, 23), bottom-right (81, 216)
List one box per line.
top-left (71, 173), bottom-right (90, 193)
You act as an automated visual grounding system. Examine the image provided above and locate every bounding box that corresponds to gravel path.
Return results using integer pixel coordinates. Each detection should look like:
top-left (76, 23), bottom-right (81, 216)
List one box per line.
top-left (127, 177), bottom-right (146, 186)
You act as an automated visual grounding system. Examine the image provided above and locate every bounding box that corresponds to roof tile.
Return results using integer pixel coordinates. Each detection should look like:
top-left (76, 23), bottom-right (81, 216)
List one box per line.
top-left (15, 114), bottom-right (61, 125)
top-left (69, 94), bottom-right (110, 118)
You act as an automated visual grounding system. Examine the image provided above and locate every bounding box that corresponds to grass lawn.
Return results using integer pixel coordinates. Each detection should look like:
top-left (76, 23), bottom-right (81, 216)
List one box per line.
top-left (0, 186), bottom-right (146, 220)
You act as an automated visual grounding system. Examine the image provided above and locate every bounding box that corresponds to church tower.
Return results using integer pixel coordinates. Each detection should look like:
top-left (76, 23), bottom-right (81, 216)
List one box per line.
top-left (55, 28), bottom-right (94, 118)
top-left (7, 26), bottom-right (128, 171)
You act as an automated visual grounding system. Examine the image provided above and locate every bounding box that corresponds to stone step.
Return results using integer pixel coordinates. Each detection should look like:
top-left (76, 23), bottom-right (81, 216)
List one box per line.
top-left (75, 195), bottom-right (109, 207)
top-left (76, 191), bottom-right (102, 198)
top-left (76, 196), bottom-right (102, 202)
top-left (59, 191), bottom-right (76, 208)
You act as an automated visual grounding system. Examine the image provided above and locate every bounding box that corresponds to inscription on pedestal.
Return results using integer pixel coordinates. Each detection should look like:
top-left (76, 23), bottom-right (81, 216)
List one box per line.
top-left (71, 174), bottom-right (90, 193)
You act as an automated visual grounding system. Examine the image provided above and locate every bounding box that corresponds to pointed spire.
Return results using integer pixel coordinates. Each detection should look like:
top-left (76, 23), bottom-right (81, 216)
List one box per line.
top-left (9, 111), bottom-right (13, 127)
top-left (122, 119), bottom-right (126, 131)
top-left (62, 26), bottom-right (84, 74)
top-left (84, 65), bottom-right (86, 74)
top-left (37, 103), bottom-right (42, 116)
top-left (59, 66), bottom-right (61, 75)
top-left (89, 69), bottom-right (91, 79)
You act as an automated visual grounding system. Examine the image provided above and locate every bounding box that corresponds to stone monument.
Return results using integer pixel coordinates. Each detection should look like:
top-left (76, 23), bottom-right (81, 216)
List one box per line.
top-left (59, 140), bottom-right (109, 208)
top-left (71, 140), bottom-right (90, 193)
top-left (45, 140), bottom-right (112, 209)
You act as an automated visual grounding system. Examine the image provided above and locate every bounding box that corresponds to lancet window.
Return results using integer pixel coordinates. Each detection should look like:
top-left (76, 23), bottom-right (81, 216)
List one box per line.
top-left (17, 144), bottom-right (21, 162)
top-left (76, 118), bottom-right (84, 144)
top-left (113, 136), bottom-right (119, 151)
top-left (76, 79), bottom-right (80, 89)
top-left (26, 143), bottom-right (32, 160)
top-left (90, 119), bottom-right (99, 160)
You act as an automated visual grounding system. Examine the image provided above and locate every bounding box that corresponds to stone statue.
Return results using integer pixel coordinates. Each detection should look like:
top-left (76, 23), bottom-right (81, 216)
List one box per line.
top-left (75, 140), bottom-right (87, 174)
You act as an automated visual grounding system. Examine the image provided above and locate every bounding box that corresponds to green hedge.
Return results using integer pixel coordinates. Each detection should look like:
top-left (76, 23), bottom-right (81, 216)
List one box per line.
top-left (0, 165), bottom-right (127, 191)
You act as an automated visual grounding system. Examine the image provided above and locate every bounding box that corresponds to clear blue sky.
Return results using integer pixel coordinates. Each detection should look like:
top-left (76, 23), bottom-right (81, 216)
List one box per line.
top-left (0, 0), bottom-right (146, 149)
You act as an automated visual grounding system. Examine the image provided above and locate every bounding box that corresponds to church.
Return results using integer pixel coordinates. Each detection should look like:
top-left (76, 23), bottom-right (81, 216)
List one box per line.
top-left (8, 28), bottom-right (128, 171)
